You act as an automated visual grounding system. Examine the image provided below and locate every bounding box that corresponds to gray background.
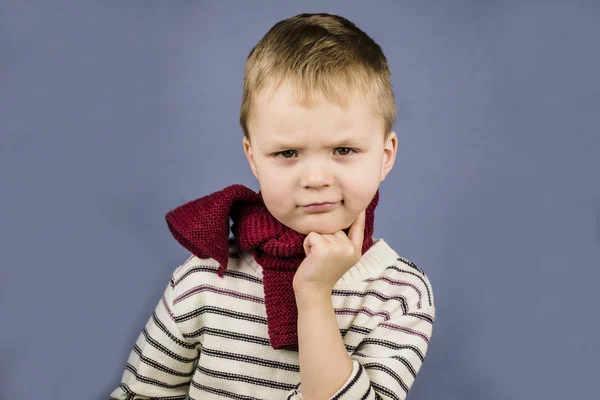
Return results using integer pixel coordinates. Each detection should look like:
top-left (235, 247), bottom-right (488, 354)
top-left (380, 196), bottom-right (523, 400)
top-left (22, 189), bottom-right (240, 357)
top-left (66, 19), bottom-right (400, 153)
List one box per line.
top-left (1, 1), bottom-right (598, 399)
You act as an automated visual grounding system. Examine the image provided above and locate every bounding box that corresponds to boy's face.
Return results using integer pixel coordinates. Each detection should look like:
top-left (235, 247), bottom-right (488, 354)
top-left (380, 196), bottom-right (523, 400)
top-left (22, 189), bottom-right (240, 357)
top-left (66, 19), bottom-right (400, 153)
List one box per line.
top-left (243, 81), bottom-right (397, 235)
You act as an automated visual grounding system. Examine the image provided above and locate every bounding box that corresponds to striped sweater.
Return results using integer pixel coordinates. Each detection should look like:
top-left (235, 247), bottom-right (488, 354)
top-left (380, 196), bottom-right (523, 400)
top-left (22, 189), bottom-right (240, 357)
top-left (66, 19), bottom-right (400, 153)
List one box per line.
top-left (110, 238), bottom-right (435, 400)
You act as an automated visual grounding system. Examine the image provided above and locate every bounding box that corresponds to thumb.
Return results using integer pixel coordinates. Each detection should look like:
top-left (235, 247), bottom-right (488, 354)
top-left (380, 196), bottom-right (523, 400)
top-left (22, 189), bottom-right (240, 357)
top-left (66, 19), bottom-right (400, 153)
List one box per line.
top-left (303, 232), bottom-right (318, 256)
top-left (348, 210), bottom-right (366, 252)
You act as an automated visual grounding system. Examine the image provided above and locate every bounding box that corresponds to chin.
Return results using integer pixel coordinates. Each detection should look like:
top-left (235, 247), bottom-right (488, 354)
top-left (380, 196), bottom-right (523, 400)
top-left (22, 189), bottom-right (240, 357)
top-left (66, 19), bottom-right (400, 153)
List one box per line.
top-left (293, 218), bottom-right (350, 235)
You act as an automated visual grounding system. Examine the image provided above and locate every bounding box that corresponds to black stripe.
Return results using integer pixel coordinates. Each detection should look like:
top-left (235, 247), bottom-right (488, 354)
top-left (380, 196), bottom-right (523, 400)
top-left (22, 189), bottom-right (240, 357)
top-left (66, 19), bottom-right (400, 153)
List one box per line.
top-left (405, 311), bottom-right (434, 324)
top-left (118, 383), bottom-right (133, 400)
top-left (354, 352), bottom-right (419, 379)
top-left (176, 305), bottom-right (267, 325)
top-left (397, 256), bottom-right (424, 274)
top-left (116, 383), bottom-right (188, 400)
top-left (215, 268), bottom-right (263, 283)
top-left (190, 381), bottom-right (262, 400)
top-left (333, 289), bottom-right (408, 313)
top-left (174, 265), bottom-right (262, 286)
top-left (341, 325), bottom-right (372, 337)
top-left (390, 356), bottom-right (417, 377)
top-left (286, 391), bottom-right (297, 400)
top-left (152, 312), bottom-right (197, 349)
top-left (124, 364), bottom-right (190, 390)
top-left (331, 362), bottom-right (363, 400)
top-left (175, 265), bottom-right (220, 285)
top-left (372, 381), bottom-right (400, 400)
top-left (363, 362), bottom-right (409, 393)
top-left (286, 384), bottom-right (301, 400)
top-left (183, 326), bottom-right (271, 347)
top-left (360, 384), bottom-right (374, 400)
top-left (201, 346), bottom-right (299, 372)
top-left (353, 352), bottom-right (418, 378)
top-left (196, 365), bottom-right (297, 391)
top-left (358, 338), bottom-right (425, 361)
top-left (132, 344), bottom-right (195, 378)
top-left (142, 328), bottom-right (197, 363)
top-left (387, 266), bottom-right (433, 306)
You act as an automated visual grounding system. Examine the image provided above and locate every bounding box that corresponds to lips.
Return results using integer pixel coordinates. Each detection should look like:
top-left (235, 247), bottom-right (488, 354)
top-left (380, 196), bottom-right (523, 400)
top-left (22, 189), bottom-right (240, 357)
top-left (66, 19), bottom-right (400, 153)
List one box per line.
top-left (301, 201), bottom-right (341, 213)
top-left (302, 201), bottom-right (340, 207)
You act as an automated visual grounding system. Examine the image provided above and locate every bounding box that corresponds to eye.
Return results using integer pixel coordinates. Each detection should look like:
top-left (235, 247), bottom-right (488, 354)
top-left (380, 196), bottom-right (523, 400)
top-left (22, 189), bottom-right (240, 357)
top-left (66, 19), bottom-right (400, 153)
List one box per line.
top-left (275, 150), bottom-right (298, 158)
top-left (334, 147), bottom-right (355, 156)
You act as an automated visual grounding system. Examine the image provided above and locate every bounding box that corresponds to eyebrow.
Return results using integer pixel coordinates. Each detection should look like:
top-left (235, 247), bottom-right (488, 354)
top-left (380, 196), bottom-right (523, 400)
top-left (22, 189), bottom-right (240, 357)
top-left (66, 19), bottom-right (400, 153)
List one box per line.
top-left (268, 137), bottom-right (366, 149)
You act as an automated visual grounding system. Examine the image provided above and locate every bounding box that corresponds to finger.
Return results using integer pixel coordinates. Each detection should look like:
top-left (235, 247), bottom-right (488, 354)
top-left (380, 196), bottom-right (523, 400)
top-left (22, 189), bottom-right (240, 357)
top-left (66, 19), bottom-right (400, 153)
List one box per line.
top-left (332, 230), bottom-right (347, 241)
top-left (321, 233), bottom-right (337, 244)
top-left (303, 232), bottom-right (325, 255)
top-left (347, 210), bottom-right (366, 252)
top-left (303, 232), bottom-right (315, 255)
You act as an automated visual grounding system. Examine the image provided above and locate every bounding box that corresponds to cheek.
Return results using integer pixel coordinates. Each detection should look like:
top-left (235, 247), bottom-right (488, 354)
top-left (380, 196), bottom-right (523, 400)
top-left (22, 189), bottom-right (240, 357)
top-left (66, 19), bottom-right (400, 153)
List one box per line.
top-left (342, 171), bottom-right (381, 212)
top-left (344, 187), bottom-right (378, 213)
top-left (259, 181), bottom-right (291, 216)
top-left (256, 160), bottom-right (295, 198)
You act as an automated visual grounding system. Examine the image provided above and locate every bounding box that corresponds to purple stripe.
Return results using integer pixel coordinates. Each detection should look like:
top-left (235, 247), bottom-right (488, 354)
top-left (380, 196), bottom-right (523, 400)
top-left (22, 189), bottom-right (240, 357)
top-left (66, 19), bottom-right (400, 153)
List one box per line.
top-left (174, 285), bottom-right (264, 305)
top-left (335, 307), bottom-right (391, 321)
top-left (162, 296), bottom-right (175, 321)
top-left (379, 322), bottom-right (430, 343)
top-left (365, 276), bottom-right (423, 308)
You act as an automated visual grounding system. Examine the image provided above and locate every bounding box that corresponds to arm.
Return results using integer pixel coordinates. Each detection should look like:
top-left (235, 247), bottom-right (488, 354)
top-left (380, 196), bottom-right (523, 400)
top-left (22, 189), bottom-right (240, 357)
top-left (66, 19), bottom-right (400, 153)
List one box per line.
top-left (109, 273), bottom-right (199, 400)
top-left (294, 294), bottom-right (435, 400)
top-left (289, 212), bottom-right (434, 399)
top-left (296, 290), bottom-right (354, 400)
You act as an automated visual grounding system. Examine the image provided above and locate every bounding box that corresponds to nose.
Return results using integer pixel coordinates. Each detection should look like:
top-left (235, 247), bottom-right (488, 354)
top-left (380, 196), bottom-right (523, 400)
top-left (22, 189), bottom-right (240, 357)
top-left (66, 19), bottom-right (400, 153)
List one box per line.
top-left (299, 162), bottom-right (334, 189)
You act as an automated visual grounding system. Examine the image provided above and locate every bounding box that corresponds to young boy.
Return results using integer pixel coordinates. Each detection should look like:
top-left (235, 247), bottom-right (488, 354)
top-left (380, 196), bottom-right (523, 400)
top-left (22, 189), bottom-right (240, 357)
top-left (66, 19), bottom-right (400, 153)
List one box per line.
top-left (110, 13), bottom-right (435, 400)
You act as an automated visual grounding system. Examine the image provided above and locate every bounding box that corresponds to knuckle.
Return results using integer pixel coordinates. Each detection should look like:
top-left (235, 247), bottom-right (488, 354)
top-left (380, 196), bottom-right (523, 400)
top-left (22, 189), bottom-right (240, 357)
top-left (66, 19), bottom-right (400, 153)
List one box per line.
top-left (344, 246), bottom-right (355, 256)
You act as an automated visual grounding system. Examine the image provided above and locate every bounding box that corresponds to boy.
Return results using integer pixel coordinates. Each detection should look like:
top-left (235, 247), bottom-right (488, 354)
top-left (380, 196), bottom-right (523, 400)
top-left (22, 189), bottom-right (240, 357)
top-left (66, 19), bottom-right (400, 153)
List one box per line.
top-left (110, 12), bottom-right (435, 400)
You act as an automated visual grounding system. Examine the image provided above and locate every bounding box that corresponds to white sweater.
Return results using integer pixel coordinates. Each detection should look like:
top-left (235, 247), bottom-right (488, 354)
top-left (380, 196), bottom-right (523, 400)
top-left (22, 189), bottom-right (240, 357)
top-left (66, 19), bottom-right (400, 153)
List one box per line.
top-left (110, 238), bottom-right (435, 400)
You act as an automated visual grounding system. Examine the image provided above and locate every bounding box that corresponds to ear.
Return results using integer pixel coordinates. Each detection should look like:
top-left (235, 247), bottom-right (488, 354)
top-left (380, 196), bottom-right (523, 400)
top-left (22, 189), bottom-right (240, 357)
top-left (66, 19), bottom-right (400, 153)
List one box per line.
top-left (380, 131), bottom-right (398, 182)
top-left (243, 135), bottom-right (259, 180)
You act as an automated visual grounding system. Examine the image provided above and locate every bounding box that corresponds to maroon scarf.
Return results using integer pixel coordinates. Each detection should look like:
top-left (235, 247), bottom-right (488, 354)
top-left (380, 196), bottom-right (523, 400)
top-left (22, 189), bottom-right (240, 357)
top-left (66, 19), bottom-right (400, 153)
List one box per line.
top-left (165, 184), bottom-right (378, 349)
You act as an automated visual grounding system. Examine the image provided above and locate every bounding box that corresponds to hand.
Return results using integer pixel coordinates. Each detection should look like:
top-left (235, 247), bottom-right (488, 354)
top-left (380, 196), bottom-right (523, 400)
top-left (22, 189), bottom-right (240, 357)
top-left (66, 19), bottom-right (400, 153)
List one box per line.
top-left (293, 210), bottom-right (366, 296)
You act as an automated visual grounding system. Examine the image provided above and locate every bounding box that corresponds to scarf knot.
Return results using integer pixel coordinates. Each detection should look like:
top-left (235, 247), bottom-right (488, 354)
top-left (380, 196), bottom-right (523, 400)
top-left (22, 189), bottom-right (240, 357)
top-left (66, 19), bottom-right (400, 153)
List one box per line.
top-left (165, 184), bottom-right (378, 349)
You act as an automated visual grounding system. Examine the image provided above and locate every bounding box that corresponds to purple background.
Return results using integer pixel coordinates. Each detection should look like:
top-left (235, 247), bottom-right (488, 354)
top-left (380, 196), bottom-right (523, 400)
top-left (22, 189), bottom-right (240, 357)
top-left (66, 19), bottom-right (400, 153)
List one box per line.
top-left (1, 1), bottom-right (598, 399)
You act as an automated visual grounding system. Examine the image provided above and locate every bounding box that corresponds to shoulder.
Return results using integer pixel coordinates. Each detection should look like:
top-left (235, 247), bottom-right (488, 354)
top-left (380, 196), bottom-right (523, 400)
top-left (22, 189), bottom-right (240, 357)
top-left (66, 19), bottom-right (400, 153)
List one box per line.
top-left (170, 252), bottom-right (220, 289)
top-left (170, 238), bottom-right (261, 289)
top-left (375, 244), bottom-right (436, 310)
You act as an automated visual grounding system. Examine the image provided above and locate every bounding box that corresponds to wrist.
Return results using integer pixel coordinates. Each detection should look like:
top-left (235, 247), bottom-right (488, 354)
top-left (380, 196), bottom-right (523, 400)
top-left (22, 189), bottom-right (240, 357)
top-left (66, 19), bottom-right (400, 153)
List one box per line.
top-left (294, 286), bottom-right (332, 306)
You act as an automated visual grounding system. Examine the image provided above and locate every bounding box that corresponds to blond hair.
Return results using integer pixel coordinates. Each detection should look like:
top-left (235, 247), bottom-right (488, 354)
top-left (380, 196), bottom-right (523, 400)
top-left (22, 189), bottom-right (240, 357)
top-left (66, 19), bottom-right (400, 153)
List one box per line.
top-left (240, 13), bottom-right (396, 138)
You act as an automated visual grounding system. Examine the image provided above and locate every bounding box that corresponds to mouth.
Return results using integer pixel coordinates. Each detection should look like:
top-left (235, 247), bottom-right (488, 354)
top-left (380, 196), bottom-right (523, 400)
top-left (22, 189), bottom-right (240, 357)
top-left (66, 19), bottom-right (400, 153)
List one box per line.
top-left (301, 201), bottom-right (341, 213)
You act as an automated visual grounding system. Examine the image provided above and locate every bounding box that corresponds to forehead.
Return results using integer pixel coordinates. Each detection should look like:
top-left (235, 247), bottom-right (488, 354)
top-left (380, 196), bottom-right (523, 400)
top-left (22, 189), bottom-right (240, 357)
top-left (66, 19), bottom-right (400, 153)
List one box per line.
top-left (248, 81), bottom-right (383, 143)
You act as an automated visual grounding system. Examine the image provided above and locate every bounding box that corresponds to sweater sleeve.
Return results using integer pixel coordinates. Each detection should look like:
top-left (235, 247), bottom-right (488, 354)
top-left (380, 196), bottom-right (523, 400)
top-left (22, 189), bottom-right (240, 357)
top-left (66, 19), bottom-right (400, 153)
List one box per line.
top-left (329, 305), bottom-right (435, 400)
top-left (109, 271), bottom-right (200, 400)
top-left (283, 305), bottom-right (435, 400)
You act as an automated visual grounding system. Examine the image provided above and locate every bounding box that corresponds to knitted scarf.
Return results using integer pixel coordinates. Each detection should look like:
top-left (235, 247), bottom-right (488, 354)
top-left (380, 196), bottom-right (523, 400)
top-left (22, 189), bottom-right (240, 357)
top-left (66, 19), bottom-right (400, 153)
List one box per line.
top-left (165, 184), bottom-right (378, 350)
